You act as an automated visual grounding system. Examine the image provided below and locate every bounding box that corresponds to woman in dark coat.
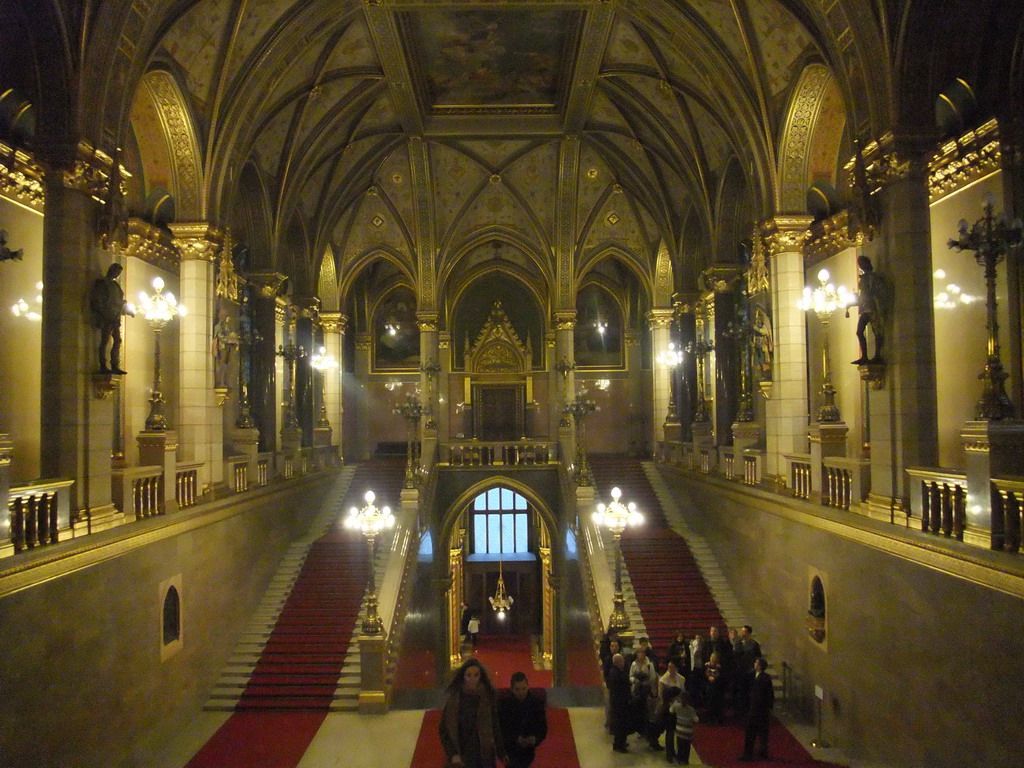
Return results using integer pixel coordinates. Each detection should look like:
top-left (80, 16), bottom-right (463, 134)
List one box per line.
top-left (606, 653), bottom-right (633, 753)
top-left (439, 657), bottom-right (508, 768)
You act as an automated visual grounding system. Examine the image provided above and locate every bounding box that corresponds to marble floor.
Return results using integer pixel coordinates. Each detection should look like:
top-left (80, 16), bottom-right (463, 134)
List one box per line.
top-left (154, 705), bottom-right (859, 768)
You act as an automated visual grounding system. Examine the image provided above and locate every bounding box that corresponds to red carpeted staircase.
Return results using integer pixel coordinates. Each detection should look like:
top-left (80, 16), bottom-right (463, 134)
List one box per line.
top-left (591, 456), bottom-right (724, 659)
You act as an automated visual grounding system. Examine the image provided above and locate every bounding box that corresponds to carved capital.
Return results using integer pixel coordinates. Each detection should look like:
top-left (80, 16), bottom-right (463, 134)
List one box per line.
top-left (554, 310), bottom-right (577, 331)
top-left (292, 296), bottom-right (321, 320)
top-left (169, 222), bottom-right (221, 262)
top-left (417, 311), bottom-right (439, 332)
top-left (646, 308), bottom-right (675, 330)
top-left (805, 210), bottom-right (867, 261)
top-left (699, 265), bottom-right (742, 294)
top-left (320, 312), bottom-right (348, 334)
top-left (760, 216), bottom-right (814, 256)
top-left (247, 271), bottom-right (288, 298)
top-left (274, 297), bottom-right (289, 325)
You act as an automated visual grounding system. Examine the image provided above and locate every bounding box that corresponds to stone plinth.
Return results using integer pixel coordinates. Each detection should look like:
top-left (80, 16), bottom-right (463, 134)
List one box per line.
top-left (137, 430), bottom-right (179, 514)
top-left (808, 422), bottom-right (848, 495)
top-left (358, 633), bottom-right (388, 714)
top-left (961, 420), bottom-right (1024, 548)
top-left (312, 425), bottom-right (332, 447)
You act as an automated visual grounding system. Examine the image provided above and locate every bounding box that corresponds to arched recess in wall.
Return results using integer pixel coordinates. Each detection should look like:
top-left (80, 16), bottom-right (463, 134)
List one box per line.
top-left (280, 215), bottom-right (311, 296)
top-left (317, 245), bottom-right (340, 312)
top-left (679, 207), bottom-right (710, 291)
top-left (129, 70), bottom-right (205, 222)
top-left (438, 477), bottom-right (561, 670)
top-left (576, 249), bottom-right (650, 367)
top-left (229, 163), bottom-right (272, 271)
top-left (778, 64), bottom-right (847, 215)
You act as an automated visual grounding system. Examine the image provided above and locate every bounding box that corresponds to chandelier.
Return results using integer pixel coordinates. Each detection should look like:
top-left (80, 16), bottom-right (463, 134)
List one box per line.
top-left (488, 560), bottom-right (514, 620)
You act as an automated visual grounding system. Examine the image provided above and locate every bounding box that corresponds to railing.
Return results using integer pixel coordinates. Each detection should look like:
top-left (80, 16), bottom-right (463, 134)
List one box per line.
top-left (822, 457), bottom-right (870, 511)
top-left (175, 462), bottom-right (201, 508)
top-left (441, 440), bottom-right (557, 467)
top-left (699, 448), bottom-right (711, 474)
top-left (906, 468), bottom-right (967, 540)
top-left (721, 448), bottom-right (735, 480)
top-left (226, 455), bottom-right (249, 493)
top-left (993, 476), bottom-right (1024, 553)
top-left (8, 479), bottom-right (74, 553)
top-left (783, 453), bottom-right (813, 500)
top-left (257, 453), bottom-right (272, 486)
top-left (743, 451), bottom-right (761, 486)
top-left (112, 465), bottom-right (164, 520)
top-left (281, 452), bottom-right (295, 480)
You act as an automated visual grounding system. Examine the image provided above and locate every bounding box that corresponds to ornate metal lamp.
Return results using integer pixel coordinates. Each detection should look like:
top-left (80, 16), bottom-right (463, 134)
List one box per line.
top-left (563, 395), bottom-right (598, 486)
top-left (235, 292), bottom-right (261, 429)
top-left (344, 490), bottom-right (394, 635)
top-left (394, 392), bottom-right (424, 487)
top-left (684, 337), bottom-right (715, 423)
top-left (310, 345), bottom-right (338, 428)
top-left (947, 194), bottom-right (1022, 420)
top-left (656, 342), bottom-right (684, 428)
top-left (138, 277), bottom-right (185, 431)
top-left (724, 287), bottom-right (756, 422)
top-left (593, 486), bottom-right (644, 636)
top-left (798, 268), bottom-right (852, 422)
top-left (276, 340), bottom-right (306, 431)
top-left (488, 560), bottom-right (515, 620)
top-left (420, 360), bottom-right (441, 430)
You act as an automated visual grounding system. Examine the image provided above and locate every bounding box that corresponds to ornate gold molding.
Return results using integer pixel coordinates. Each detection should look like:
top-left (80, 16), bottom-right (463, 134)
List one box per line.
top-left (845, 131), bottom-right (934, 195)
top-left (699, 265), bottom-right (742, 294)
top-left (320, 312), bottom-right (348, 334)
top-left (804, 210), bottom-right (866, 262)
top-left (247, 271), bottom-right (288, 298)
top-left (143, 71), bottom-right (203, 219)
top-left (215, 230), bottom-right (240, 301)
top-left (169, 222), bottom-right (221, 262)
top-left (125, 218), bottom-right (179, 271)
top-left (760, 216), bottom-right (814, 257)
top-left (928, 118), bottom-right (1002, 203)
top-left (554, 310), bottom-right (577, 331)
top-left (646, 308), bottom-right (674, 330)
top-left (417, 312), bottom-right (439, 332)
top-left (292, 296), bottom-right (321, 320)
top-left (274, 297), bottom-right (288, 325)
top-left (355, 334), bottom-right (372, 352)
top-left (0, 141), bottom-right (44, 211)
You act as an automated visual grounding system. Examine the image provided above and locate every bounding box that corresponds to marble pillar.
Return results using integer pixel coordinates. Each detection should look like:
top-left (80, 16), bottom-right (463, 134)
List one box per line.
top-left (320, 312), bottom-right (345, 451)
top-left (648, 309), bottom-right (675, 448)
top-left (554, 311), bottom-right (577, 465)
top-left (419, 312), bottom-right (440, 471)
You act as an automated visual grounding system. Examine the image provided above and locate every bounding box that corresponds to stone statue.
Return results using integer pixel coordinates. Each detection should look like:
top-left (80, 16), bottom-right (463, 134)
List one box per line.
top-left (752, 307), bottom-right (774, 381)
top-left (89, 263), bottom-right (134, 374)
top-left (847, 255), bottom-right (888, 364)
top-left (212, 308), bottom-right (239, 388)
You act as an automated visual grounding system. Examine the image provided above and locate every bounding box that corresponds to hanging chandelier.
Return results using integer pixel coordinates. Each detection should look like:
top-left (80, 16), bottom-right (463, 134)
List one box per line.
top-left (489, 561), bottom-right (514, 620)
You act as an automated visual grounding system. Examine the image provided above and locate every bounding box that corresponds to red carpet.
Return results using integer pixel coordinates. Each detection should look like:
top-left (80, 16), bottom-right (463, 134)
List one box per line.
top-left (694, 718), bottom-right (846, 767)
top-left (470, 634), bottom-right (553, 688)
top-left (185, 712), bottom-right (327, 768)
top-left (410, 707), bottom-right (581, 768)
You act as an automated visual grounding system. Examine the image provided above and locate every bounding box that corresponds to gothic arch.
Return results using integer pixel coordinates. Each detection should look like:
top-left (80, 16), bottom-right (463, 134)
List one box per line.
top-left (316, 245), bottom-right (339, 312)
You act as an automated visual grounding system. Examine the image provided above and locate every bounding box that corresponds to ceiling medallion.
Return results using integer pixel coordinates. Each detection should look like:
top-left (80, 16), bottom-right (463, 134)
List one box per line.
top-left (372, 214), bottom-right (386, 229)
top-left (605, 212), bottom-right (620, 227)
top-left (489, 173), bottom-right (502, 184)
top-left (586, 167), bottom-right (599, 180)
top-left (392, 173), bottom-right (403, 185)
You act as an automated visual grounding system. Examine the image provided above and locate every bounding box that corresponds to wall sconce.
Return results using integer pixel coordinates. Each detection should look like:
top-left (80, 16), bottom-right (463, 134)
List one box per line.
top-left (10, 281), bottom-right (43, 321)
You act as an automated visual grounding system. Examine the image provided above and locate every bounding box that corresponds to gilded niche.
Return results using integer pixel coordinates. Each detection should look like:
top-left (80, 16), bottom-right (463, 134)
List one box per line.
top-left (466, 301), bottom-right (532, 374)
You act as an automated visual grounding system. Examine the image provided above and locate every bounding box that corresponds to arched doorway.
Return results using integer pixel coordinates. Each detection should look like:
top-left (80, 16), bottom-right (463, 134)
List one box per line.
top-left (441, 479), bottom-right (557, 670)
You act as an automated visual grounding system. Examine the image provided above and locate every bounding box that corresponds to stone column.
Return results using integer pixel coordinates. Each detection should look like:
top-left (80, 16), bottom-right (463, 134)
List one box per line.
top-left (353, 333), bottom-right (372, 459)
top-left (554, 311), bottom-right (577, 463)
top-left (170, 223), bottom-right (222, 495)
top-left (277, 298), bottom-right (301, 451)
top-left (245, 272), bottom-right (286, 454)
top-left (419, 312), bottom-right (440, 471)
top-left (293, 298), bottom-right (319, 448)
top-left (438, 330), bottom-right (452, 445)
top-left (763, 217), bottom-right (814, 484)
top-left (625, 330), bottom-right (644, 455)
top-left (861, 143), bottom-right (939, 516)
top-left (320, 312), bottom-right (345, 450)
top-left (648, 308), bottom-right (675, 450)
top-left (40, 155), bottom-right (121, 528)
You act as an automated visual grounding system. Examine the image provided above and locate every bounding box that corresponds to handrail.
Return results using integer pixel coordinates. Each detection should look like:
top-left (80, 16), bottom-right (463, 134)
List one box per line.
top-left (112, 465), bottom-right (163, 520)
top-left (782, 453), bottom-right (813, 500)
top-left (906, 466), bottom-right (967, 540)
top-left (8, 479), bottom-right (74, 553)
top-left (821, 456), bottom-right (870, 511)
top-left (175, 462), bottom-right (202, 508)
top-left (993, 476), bottom-right (1024, 553)
top-left (225, 455), bottom-right (249, 493)
top-left (440, 439), bottom-right (558, 468)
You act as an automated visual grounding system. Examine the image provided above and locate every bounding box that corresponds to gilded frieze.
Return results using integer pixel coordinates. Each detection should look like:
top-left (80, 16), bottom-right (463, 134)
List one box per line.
top-left (761, 216), bottom-right (813, 257)
top-left (125, 218), bottom-right (179, 271)
top-left (0, 142), bottom-right (44, 211)
top-left (928, 119), bottom-right (1002, 203)
top-left (169, 223), bottom-right (221, 262)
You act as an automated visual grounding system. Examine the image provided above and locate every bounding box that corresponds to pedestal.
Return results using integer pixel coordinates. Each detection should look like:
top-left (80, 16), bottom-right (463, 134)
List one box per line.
top-left (961, 420), bottom-right (1024, 548)
top-left (663, 420), bottom-right (683, 443)
top-left (280, 426), bottom-right (302, 451)
top-left (692, 421), bottom-right (716, 472)
top-left (313, 425), bottom-right (332, 447)
top-left (358, 633), bottom-right (388, 714)
top-left (731, 422), bottom-right (762, 480)
top-left (808, 422), bottom-right (848, 497)
top-left (137, 430), bottom-right (179, 513)
top-left (229, 427), bottom-right (260, 480)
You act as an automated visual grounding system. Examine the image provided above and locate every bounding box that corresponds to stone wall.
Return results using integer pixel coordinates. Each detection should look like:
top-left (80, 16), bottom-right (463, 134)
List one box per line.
top-left (668, 471), bottom-right (1023, 768)
top-left (0, 476), bottom-right (334, 768)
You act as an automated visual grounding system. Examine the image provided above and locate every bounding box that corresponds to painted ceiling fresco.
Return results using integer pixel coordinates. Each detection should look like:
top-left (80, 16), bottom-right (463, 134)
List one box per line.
top-left (402, 9), bottom-right (579, 110)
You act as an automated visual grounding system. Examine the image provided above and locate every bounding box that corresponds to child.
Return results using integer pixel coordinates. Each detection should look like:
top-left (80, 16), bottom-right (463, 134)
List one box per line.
top-left (669, 689), bottom-right (699, 764)
top-left (467, 614), bottom-right (480, 648)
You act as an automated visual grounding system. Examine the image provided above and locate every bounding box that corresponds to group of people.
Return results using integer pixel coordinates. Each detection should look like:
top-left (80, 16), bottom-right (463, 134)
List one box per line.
top-left (599, 625), bottom-right (775, 763)
top-left (439, 659), bottom-right (548, 768)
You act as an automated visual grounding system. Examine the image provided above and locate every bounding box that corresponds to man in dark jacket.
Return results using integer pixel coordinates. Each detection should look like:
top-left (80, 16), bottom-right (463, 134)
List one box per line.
top-left (740, 656), bottom-right (774, 760)
top-left (606, 653), bottom-right (632, 753)
top-left (498, 672), bottom-right (548, 768)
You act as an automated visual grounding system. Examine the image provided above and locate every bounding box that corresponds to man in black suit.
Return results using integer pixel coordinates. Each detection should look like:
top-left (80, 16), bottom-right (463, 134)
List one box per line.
top-left (498, 671), bottom-right (548, 768)
top-left (606, 654), bottom-right (633, 753)
top-left (740, 656), bottom-right (774, 761)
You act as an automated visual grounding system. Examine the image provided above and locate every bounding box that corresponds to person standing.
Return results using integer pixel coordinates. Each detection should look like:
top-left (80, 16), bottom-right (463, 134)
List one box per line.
top-left (607, 653), bottom-right (632, 753)
top-left (740, 657), bottom-right (774, 761)
top-left (630, 646), bottom-right (662, 750)
top-left (467, 614), bottom-right (481, 649)
top-left (439, 658), bottom-right (507, 768)
top-left (89, 263), bottom-right (134, 374)
top-left (669, 690), bottom-right (699, 765)
top-left (497, 672), bottom-right (547, 768)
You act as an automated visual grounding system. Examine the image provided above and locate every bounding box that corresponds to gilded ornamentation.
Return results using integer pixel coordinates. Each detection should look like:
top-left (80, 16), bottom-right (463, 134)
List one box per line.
top-left (169, 222), bottom-right (221, 262)
top-left (929, 118), bottom-right (1002, 203)
top-left (761, 216), bottom-right (813, 256)
top-left (355, 335), bottom-right (372, 351)
top-left (557, 136), bottom-right (580, 306)
top-left (804, 210), bottom-right (864, 261)
top-left (0, 141), bottom-right (44, 211)
top-left (275, 299), bottom-right (288, 324)
top-left (779, 65), bottom-right (830, 213)
top-left (466, 301), bottom-right (530, 374)
top-left (554, 310), bottom-right (576, 331)
top-left (417, 312), bottom-right (439, 332)
top-left (215, 231), bottom-right (240, 301)
top-left (320, 312), bottom-right (348, 334)
top-left (143, 71), bottom-right (202, 218)
top-left (655, 242), bottom-right (673, 305)
top-left (125, 218), bottom-right (179, 271)
top-left (747, 233), bottom-right (770, 295)
top-left (699, 265), bottom-right (741, 293)
top-left (247, 271), bottom-right (288, 298)
top-left (646, 308), bottom-right (674, 330)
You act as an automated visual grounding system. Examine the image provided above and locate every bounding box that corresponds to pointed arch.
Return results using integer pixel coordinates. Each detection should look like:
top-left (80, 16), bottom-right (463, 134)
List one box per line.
top-left (317, 244), bottom-right (340, 311)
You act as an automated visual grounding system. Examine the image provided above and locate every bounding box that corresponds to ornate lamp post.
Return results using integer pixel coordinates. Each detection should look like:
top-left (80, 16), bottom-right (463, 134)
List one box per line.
top-left (488, 560), bottom-right (515, 621)
top-left (420, 360), bottom-right (442, 430)
top-left (563, 395), bottom-right (598, 486)
top-left (276, 340), bottom-right (306, 431)
top-left (235, 292), bottom-right (261, 429)
top-left (947, 194), bottom-right (1022, 420)
top-left (554, 357), bottom-right (576, 427)
top-left (724, 289), bottom-right (756, 423)
top-left (344, 490), bottom-right (394, 635)
top-left (310, 345), bottom-right (338, 428)
top-left (138, 277), bottom-right (185, 431)
top-left (798, 268), bottom-right (852, 423)
top-left (394, 392), bottom-right (424, 487)
top-left (593, 486), bottom-right (644, 637)
top-left (684, 337), bottom-right (715, 423)
top-left (656, 342), bottom-right (684, 430)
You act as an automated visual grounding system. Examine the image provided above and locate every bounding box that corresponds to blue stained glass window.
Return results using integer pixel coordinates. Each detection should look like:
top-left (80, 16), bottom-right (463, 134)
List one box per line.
top-left (515, 514), bottom-right (528, 553)
top-left (472, 487), bottom-right (531, 554)
top-left (488, 514), bottom-right (501, 552)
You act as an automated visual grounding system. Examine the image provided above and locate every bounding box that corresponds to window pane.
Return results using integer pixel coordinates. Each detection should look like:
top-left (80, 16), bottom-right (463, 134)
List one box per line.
top-left (488, 488), bottom-right (500, 510)
top-left (474, 515), bottom-right (487, 553)
top-left (501, 514), bottom-right (515, 553)
top-left (474, 493), bottom-right (486, 511)
top-left (515, 514), bottom-right (528, 553)
top-left (488, 514), bottom-right (500, 552)
top-left (501, 488), bottom-right (513, 510)
top-left (514, 492), bottom-right (527, 510)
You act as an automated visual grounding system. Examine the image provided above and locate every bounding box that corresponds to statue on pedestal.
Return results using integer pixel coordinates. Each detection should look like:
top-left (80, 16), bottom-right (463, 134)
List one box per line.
top-left (89, 263), bottom-right (134, 374)
top-left (848, 255), bottom-right (889, 365)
